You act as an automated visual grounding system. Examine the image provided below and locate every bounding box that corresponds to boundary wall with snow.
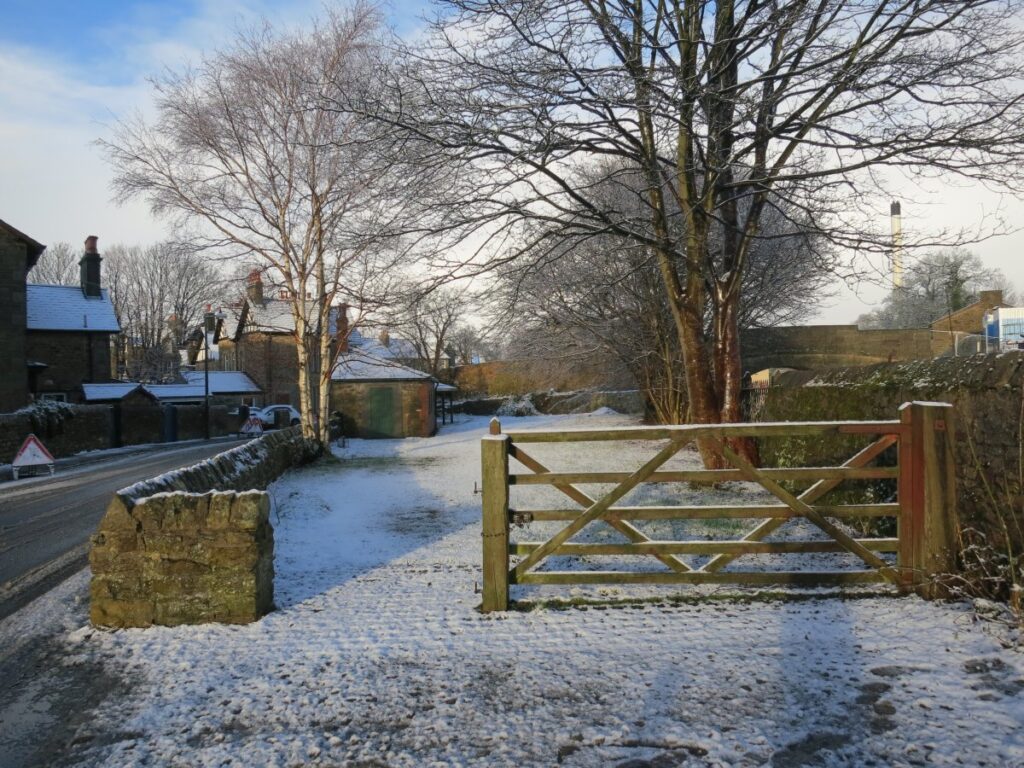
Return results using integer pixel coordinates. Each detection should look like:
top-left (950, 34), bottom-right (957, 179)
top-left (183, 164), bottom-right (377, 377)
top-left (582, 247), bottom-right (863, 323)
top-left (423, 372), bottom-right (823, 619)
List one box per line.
top-left (759, 352), bottom-right (1024, 553)
top-left (0, 401), bottom-right (236, 466)
top-left (89, 427), bottom-right (320, 628)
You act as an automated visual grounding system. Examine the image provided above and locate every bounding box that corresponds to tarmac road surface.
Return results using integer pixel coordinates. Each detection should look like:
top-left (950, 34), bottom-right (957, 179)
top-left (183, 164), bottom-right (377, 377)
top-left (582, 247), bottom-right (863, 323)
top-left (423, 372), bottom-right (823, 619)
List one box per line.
top-left (0, 438), bottom-right (246, 621)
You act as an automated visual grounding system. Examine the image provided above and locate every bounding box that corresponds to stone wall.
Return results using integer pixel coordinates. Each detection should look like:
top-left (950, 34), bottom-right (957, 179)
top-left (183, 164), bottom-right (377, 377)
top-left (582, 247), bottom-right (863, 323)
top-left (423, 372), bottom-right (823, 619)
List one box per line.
top-left (758, 352), bottom-right (1024, 552)
top-left (454, 358), bottom-right (636, 397)
top-left (455, 389), bottom-right (645, 416)
top-left (116, 426), bottom-right (319, 502)
top-left (90, 491), bottom-right (274, 627)
top-left (0, 401), bottom-right (241, 464)
top-left (0, 402), bottom-right (112, 464)
top-left (740, 325), bottom-right (936, 372)
top-left (89, 427), bottom-right (319, 627)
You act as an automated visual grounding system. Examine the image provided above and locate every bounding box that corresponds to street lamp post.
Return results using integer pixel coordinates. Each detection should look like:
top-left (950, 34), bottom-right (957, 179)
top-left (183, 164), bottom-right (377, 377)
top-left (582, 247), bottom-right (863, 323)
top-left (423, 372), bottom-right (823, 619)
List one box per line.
top-left (204, 307), bottom-right (227, 440)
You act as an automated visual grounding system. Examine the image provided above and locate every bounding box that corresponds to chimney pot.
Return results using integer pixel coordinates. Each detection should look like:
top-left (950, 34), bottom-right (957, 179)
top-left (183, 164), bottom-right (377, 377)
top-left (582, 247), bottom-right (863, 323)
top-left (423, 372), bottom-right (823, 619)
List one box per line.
top-left (84, 235), bottom-right (99, 253)
top-left (246, 270), bottom-right (264, 305)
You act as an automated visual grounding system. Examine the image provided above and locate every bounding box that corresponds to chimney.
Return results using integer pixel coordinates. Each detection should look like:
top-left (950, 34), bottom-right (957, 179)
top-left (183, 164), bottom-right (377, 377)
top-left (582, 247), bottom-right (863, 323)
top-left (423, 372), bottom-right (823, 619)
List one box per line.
top-left (336, 303), bottom-right (350, 353)
top-left (246, 269), bottom-right (264, 305)
top-left (80, 235), bottom-right (102, 298)
top-left (379, 329), bottom-right (390, 347)
top-left (890, 201), bottom-right (903, 291)
top-left (979, 289), bottom-right (1004, 308)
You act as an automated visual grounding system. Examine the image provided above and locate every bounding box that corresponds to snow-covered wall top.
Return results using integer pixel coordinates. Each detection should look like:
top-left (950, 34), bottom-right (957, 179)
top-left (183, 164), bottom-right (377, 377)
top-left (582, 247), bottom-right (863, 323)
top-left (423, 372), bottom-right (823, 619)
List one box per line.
top-left (116, 426), bottom-right (319, 505)
top-left (772, 350), bottom-right (1024, 392)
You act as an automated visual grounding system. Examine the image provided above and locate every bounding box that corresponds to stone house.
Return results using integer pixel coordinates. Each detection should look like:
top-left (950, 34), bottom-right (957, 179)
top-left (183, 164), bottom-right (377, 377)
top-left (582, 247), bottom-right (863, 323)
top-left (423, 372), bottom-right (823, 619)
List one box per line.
top-left (212, 272), bottom-right (308, 408)
top-left (330, 349), bottom-right (437, 438)
top-left (0, 219), bottom-right (44, 412)
top-left (0, 222), bottom-right (120, 411)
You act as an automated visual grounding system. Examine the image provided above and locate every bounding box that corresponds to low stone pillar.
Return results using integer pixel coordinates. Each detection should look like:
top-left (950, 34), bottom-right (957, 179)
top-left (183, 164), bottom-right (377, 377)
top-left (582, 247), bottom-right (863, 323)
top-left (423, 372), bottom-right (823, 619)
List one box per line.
top-left (90, 490), bottom-right (274, 627)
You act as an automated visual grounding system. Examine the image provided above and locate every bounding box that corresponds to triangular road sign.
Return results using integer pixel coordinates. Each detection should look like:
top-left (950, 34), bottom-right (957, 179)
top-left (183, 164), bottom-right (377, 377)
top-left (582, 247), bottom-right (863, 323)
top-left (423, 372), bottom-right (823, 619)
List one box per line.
top-left (12, 433), bottom-right (56, 478)
top-left (13, 433), bottom-right (55, 467)
top-left (240, 416), bottom-right (264, 436)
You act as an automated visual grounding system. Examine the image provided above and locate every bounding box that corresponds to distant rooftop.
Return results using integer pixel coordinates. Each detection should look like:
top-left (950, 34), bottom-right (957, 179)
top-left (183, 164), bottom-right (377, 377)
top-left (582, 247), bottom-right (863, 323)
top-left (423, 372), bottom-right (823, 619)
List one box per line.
top-left (332, 349), bottom-right (433, 382)
top-left (26, 285), bottom-right (120, 332)
top-left (82, 372), bottom-right (261, 402)
top-left (182, 370), bottom-right (262, 394)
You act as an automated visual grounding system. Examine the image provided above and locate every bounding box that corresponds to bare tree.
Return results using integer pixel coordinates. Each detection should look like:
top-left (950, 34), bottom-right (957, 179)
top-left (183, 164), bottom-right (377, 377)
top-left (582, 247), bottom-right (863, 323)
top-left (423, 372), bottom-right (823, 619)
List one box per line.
top-left (101, 5), bottom-right (420, 445)
top-left (498, 193), bottom-right (832, 422)
top-left (28, 241), bottom-right (78, 286)
top-left (389, 284), bottom-right (475, 377)
top-left (105, 243), bottom-right (223, 381)
top-left (376, 0), bottom-right (1024, 464)
top-left (858, 249), bottom-right (1017, 330)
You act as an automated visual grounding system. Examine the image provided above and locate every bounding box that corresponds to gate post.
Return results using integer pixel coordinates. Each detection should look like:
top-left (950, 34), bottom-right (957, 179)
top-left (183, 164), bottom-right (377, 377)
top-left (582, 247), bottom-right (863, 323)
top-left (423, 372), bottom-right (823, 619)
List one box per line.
top-left (898, 402), bottom-right (958, 598)
top-left (481, 418), bottom-right (510, 612)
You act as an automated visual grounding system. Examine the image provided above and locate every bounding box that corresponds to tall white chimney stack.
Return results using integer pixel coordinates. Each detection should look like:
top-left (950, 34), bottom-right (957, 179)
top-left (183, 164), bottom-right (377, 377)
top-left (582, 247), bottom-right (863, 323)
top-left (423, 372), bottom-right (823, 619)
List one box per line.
top-left (890, 201), bottom-right (904, 290)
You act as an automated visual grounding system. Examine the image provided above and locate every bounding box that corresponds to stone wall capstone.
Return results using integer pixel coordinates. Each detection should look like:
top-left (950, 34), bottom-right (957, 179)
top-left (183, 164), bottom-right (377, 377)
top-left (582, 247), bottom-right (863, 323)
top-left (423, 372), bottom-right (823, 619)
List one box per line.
top-left (758, 352), bottom-right (1024, 553)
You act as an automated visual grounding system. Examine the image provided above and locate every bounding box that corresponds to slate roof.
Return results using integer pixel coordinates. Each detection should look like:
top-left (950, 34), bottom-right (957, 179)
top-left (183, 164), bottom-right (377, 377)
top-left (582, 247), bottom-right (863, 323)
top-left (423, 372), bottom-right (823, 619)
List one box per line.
top-left (182, 371), bottom-right (262, 394)
top-left (26, 285), bottom-right (120, 332)
top-left (331, 349), bottom-right (434, 382)
top-left (229, 298), bottom-right (333, 336)
top-left (353, 336), bottom-right (420, 360)
top-left (82, 372), bottom-right (261, 402)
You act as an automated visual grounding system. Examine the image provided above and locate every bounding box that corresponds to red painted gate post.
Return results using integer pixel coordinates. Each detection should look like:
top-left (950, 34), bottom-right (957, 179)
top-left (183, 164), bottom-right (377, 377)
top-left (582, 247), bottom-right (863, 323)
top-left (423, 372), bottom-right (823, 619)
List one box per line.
top-left (481, 418), bottom-right (510, 612)
top-left (898, 402), bottom-right (958, 598)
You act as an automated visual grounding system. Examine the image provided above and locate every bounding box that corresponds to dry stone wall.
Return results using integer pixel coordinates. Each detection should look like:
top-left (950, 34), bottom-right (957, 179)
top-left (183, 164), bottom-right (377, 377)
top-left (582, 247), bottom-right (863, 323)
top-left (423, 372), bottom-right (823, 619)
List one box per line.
top-left (90, 491), bottom-right (273, 627)
top-left (758, 352), bottom-right (1024, 553)
top-left (90, 427), bottom-right (320, 628)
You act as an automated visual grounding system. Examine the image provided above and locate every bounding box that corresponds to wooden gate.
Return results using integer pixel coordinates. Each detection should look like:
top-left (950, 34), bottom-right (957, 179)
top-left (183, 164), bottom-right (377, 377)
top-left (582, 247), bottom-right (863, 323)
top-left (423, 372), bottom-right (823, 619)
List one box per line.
top-left (480, 402), bottom-right (957, 612)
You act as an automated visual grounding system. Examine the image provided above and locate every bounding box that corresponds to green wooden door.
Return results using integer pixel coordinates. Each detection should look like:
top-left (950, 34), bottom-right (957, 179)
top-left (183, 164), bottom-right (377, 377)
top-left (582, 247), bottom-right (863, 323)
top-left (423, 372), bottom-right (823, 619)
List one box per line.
top-left (368, 385), bottom-right (401, 437)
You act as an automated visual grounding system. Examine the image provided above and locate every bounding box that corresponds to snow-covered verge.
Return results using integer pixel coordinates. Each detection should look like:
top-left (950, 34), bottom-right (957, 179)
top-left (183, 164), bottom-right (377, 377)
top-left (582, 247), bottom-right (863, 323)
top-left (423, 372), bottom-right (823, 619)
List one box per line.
top-left (3, 413), bottom-right (1023, 767)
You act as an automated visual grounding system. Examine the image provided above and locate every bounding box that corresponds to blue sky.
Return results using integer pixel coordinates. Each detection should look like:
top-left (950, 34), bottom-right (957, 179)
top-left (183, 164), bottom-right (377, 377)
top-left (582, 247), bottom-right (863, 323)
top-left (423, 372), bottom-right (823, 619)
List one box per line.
top-left (0, 1), bottom-right (1020, 322)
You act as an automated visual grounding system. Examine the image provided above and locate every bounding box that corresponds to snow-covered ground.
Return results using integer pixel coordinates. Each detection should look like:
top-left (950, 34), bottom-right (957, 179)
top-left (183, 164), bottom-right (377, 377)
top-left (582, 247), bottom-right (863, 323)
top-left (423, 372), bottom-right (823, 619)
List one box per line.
top-left (4, 412), bottom-right (1024, 767)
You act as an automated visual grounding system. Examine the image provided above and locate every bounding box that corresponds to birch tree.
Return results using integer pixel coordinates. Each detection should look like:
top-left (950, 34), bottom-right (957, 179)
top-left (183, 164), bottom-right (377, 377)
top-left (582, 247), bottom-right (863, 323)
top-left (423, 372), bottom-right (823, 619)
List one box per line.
top-left (102, 3), bottom-right (413, 445)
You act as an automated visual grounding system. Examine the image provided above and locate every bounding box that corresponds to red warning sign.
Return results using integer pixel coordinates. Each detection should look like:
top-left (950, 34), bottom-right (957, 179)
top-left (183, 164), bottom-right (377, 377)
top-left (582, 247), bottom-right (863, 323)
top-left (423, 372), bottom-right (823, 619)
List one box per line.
top-left (12, 433), bottom-right (55, 479)
top-left (240, 416), bottom-right (264, 436)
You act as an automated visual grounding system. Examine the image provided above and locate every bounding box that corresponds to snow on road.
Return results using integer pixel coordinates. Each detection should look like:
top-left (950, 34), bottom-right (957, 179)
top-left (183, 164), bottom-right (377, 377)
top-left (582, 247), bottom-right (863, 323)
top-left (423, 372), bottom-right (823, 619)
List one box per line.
top-left (27, 414), bottom-right (1024, 765)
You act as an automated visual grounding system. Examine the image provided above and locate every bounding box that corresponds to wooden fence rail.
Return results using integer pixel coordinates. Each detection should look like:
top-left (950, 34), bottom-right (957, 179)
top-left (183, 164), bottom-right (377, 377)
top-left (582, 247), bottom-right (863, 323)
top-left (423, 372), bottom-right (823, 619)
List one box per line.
top-left (480, 401), bottom-right (957, 612)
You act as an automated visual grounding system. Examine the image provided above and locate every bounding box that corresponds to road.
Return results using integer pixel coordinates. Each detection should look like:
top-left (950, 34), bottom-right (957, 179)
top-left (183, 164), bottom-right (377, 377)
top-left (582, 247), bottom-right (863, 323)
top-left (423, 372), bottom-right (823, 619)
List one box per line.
top-left (0, 439), bottom-right (246, 621)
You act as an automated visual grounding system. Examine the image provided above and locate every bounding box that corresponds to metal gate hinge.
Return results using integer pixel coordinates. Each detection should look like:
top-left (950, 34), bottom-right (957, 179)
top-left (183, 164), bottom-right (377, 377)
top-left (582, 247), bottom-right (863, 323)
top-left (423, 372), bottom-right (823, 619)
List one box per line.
top-left (510, 510), bottom-right (533, 526)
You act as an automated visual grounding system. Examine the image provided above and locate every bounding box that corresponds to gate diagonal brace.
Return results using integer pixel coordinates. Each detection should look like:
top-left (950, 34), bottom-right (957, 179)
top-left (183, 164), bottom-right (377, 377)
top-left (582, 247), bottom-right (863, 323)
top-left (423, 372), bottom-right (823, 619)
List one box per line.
top-left (512, 437), bottom-right (693, 580)
top-left (701, 434), bottom-right (896, 574)
top-left (706, 438), bottom-right (898, 584)
top-left (509, 444), bottom-right (692, 573)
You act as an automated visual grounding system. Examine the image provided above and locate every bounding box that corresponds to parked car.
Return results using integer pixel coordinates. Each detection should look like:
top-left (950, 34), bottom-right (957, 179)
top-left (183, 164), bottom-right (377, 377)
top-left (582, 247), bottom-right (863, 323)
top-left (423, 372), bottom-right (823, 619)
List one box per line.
top-left (254, 404), bottom-right (301, 428)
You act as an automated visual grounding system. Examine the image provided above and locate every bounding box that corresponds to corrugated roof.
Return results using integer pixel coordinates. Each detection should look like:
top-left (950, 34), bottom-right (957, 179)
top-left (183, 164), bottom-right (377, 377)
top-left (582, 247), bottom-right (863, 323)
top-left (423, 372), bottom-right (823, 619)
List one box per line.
top-left (332, 349), bottom-right (433, 381)
top-left (182, 370), bottom-right (262, 394)
top-left (26, 285), bottom-right (120, 332)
